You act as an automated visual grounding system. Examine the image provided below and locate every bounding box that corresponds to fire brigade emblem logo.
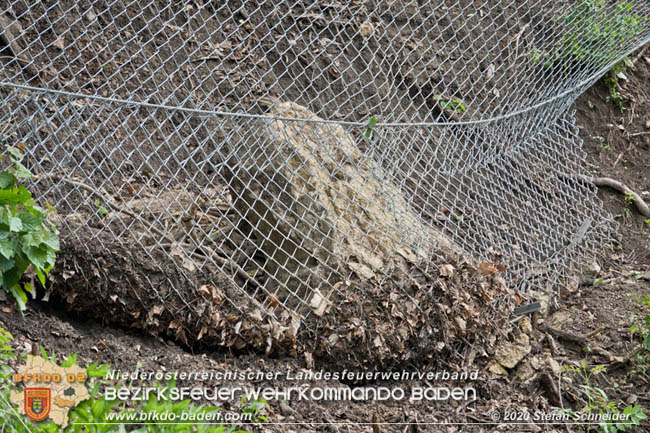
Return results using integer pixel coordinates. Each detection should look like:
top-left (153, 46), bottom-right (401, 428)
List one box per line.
top-left (24, 388), bottom-right (51, 422)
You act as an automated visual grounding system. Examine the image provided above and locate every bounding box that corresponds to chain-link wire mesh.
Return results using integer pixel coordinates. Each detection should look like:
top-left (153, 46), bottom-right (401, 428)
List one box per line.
top-left (0, 1), bottom-right (648, 338)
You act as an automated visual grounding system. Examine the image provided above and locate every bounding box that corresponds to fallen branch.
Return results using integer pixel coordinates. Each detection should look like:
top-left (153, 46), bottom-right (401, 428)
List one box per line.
top-left (190, 56), bottom-right (221, 63)
top-left (591, 177), bottom-right (650, 217)
top-left (626, 131), bottom-right (650, 138)
top-left (539, 323), bottom-right (587, 345)
top-left (541, 323), bottom-right (623, 363)
top-left (585, 327), bottom-right (605, 339)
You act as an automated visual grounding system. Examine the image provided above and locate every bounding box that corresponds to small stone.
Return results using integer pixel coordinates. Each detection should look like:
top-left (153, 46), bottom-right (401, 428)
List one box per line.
top-left (646, 119), bottom-right (650, 129)
top-left (548, 310), bottom-right (572, 329)
top-left (454, 316), bottom-right (466, 334)
top-left (18, 341), bottom-right (32, 355)
top-left (584, 261), bottom-right (601, 277)
top-left (85, 10), bottom-right (96, 22)
top-left (546, 357), bottom-right (562, 375)
top-left (530, 289), bottom-right (551, 317)
top-left (487, 361), bottom-right (508, 376)
top-left (359, 22), bottom-right (374, 37)
top-left (495, 333), bottom-right (531, 369)
top-left (440, 264), bottom-right (455, 277)
top-left (520, 317), bottom-right (533, 335)
top-left (530, 356), bottom-right (542, 370)
top-left (278, 399), bottom-right (299, 417)
top-left (514, 360), bottom-right (536, 383)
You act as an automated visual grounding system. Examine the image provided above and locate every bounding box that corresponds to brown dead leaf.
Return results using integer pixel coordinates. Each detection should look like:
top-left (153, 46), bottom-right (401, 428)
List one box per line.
top-left (477, 282), bottom-right (493, 302)
top-left (198, 285), bottom-right (212, 297)
top-left (195, 211), bottom-right (218, 224)
top-left (309, 289), bottom-right (332, 317)
top-left (53, 36), bottom-right (65, 50)
top-left (329, 67), bottom-right (340, 79)
top-left (123, 184), bottom-right (142, 196)
top-left (168, 320), bottom-right (182, 330)
top-left (477, 262), bottom-right (500, 275)
top-left (266, 294), bottom-right (279, 309)
top-left (198, 285), bottom-right (224, 306)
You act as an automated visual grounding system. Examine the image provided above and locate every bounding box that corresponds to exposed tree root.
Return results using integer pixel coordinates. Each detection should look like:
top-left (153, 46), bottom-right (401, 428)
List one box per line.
top-left (591, 176), bottom-right (650, 217)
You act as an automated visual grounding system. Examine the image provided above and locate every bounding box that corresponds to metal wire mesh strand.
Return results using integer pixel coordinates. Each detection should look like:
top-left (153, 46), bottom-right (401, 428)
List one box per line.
top-left (0, 0), bottom-right (648, 326)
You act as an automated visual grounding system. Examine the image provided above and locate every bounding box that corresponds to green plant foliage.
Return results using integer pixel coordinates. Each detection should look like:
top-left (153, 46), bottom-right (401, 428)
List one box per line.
top-left (363, 115), bottom-right (377, 140)
top-left (0, 145), bottom-right (59, 311)
top-left (534, 1), bottom-right (646, 70)
top-left (241, 397), bottom-right (270, 423)
top-left (555, 0), bottom-right (646, 68)
top-left (563, 360), bottom-right (647, 432)
top-left (432, 94), bottom-right (466, 114)
top-left (622, 191), bottom-right (636, 216)
top-left (603, 58), bottom-right (634, 112)
top-left (628, 294), bottom-right (650, 378)
top-left (93, 199), bottom-right (108, 217)
top-left (0, 327), bottom-right (45, 433)
top-left (0, 329), bottom-right (255, 433)
top-left (66, 379), bottom-right (254, 433)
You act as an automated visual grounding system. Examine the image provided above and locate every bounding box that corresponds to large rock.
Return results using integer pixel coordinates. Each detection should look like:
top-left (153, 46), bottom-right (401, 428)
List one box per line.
top-left (231, 101), bottom-right (462, 302)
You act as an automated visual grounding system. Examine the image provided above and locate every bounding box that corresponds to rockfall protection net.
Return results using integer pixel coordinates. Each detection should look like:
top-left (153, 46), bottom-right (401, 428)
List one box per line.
top-left (0, 1), bottom-right (648, 331)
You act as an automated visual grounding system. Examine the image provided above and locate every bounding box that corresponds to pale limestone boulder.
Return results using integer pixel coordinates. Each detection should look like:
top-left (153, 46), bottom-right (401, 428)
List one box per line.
top-left (233, 101), bottom-right (462, 301)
